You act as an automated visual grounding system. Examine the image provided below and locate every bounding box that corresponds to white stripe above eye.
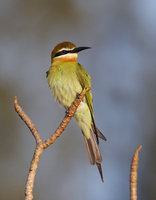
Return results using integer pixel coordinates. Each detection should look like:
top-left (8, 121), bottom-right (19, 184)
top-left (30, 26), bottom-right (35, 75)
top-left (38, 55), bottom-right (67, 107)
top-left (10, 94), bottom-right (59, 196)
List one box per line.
top-left (58, 47), bottom-right (75, 52)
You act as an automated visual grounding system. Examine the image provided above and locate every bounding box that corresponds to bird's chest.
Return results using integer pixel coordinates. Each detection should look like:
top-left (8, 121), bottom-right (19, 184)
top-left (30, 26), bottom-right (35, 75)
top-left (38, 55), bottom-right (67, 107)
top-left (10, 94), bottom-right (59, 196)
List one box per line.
top-left (48, 66), bottom-right (82, 108)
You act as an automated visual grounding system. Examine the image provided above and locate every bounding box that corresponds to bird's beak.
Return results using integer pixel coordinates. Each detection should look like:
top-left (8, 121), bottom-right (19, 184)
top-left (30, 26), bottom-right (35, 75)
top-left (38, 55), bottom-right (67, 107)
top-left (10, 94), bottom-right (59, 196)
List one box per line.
top-left (72, 46), bottom-right (91, 53)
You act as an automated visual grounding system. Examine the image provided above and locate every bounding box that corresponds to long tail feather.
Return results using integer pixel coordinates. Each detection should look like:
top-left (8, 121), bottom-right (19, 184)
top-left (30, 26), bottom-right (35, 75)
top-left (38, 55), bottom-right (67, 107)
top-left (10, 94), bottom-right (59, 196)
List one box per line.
top-left (82, 129), bottom-right (103, 182)
top-left (96, 163), bottom-right (104, 182)
top-left (83, 134), bottom-right (95, 165)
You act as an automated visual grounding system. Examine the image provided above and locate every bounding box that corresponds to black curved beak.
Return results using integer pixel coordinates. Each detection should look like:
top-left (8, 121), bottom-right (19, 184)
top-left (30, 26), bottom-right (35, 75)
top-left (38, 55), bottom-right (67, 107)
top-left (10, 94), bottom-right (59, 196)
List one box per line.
top-left (71, 46), bottom-right (91, 53)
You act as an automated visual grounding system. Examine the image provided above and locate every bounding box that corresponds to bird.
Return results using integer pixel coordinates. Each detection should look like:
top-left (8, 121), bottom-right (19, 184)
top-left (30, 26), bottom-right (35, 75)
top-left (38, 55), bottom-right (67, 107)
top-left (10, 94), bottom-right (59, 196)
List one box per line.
top-left (46, 41), bottom-right (106, 182)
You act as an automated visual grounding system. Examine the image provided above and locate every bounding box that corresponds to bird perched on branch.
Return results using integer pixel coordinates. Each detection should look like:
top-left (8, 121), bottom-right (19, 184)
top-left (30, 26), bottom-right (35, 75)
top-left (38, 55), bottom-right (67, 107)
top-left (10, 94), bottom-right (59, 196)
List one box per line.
top-left (46, 41), bottom-right (106, 182)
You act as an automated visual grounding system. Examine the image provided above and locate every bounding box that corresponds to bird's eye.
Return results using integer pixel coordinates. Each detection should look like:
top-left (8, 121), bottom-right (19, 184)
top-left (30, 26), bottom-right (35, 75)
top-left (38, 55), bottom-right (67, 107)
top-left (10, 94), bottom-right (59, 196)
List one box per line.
top-left (61, 50), bottom-right (66, 54)
top-left (54, 50), bottom-right (69, 57)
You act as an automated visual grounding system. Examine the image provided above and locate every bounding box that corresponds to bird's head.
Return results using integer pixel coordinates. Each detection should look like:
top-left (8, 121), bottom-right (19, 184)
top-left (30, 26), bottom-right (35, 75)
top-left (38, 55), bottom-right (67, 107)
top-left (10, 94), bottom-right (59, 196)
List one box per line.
top-left (51, 41), bottom-right (91, 63)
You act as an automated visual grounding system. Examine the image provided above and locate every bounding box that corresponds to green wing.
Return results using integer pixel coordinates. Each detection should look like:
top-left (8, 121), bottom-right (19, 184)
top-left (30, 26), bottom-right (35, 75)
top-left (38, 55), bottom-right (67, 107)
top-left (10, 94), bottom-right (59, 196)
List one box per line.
top-left (76, 64), bottom-right (93, 113)
top-left (76, 63), bottom-right (99, 143)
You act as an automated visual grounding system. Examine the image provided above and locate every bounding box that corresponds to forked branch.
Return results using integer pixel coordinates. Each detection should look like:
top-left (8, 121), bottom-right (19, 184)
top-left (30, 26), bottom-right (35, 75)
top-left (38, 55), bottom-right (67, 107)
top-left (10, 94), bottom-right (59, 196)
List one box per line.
top-left (14, 88), bottom-right (90, 200)
top-left (14, 87), bottom-right (142, 200)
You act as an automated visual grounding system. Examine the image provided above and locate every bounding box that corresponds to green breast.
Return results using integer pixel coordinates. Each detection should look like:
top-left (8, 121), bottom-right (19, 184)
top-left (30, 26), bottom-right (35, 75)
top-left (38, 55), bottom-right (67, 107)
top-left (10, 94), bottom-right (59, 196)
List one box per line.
top-left (47, 62), bottom-right (82, 108)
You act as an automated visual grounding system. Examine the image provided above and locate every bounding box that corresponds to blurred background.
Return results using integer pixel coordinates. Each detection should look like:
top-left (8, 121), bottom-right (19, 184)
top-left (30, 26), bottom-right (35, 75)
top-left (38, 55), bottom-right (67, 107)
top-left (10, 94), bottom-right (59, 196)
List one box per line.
top-left (0, 0), bottom-right (156, 199)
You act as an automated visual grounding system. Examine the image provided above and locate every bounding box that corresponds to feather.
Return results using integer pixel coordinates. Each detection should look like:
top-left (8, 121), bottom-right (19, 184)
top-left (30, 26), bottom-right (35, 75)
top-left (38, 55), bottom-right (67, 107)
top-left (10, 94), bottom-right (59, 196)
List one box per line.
top-left (82, 129), bottom-right (104, 182)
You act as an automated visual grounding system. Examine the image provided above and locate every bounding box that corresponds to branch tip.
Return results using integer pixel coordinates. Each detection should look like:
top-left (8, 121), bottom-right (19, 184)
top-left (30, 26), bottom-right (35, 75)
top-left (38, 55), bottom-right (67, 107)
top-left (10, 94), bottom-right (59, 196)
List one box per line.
top-left (84, 87), bottom-right (91, 93)
top-left (130, 145), bottom-right (142, 200)
top-left (14, 96), bottom-right (17, 104)
top-left (136, 145), bottom-right (142, 153)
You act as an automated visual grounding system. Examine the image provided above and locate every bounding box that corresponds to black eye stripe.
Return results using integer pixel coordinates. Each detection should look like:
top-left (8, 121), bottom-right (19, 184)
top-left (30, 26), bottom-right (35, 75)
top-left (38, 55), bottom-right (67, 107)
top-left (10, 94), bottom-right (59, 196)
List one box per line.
top-left (54, 50), bottom-right (72, 58)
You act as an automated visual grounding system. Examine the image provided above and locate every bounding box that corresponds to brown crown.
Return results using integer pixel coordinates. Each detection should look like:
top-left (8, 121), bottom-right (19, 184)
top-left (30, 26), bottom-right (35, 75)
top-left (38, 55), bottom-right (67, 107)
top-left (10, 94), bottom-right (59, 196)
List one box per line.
top-left (51, 41), bottom-right (76, 59)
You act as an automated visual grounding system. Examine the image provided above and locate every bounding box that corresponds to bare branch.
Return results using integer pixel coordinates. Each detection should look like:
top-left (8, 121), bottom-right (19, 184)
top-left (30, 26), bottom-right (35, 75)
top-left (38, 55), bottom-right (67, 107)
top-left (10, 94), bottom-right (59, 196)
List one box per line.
top-left (130, 145), bottom-right (142, 200)
top-left (14, 88), bottom-right (90, 200)
top-left (14, 96), bottom-right (42, 144)
top-left (25, 144), bottom-right (43, 200)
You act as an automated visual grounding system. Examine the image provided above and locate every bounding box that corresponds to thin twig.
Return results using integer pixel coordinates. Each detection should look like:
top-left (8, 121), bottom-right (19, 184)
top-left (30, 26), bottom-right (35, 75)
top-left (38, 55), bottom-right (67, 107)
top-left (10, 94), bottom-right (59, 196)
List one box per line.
top-left (130, 145), bottom-right (142, 200)
top-left (14, 88), bottom-right (90, 200)
top-left (14, 96), bottom-right (42, 144)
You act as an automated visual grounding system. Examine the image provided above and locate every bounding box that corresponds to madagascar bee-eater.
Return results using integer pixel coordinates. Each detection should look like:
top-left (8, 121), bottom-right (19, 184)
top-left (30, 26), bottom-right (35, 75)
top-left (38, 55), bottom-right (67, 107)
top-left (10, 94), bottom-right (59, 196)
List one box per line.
top-left (46, 41), bottom-right (106, 182)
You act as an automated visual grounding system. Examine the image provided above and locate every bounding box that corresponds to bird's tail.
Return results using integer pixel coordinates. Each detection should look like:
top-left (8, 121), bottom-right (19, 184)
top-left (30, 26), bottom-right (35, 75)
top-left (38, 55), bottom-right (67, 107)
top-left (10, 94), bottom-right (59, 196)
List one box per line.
top-left (83, 128), bottom-right (104, 182)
